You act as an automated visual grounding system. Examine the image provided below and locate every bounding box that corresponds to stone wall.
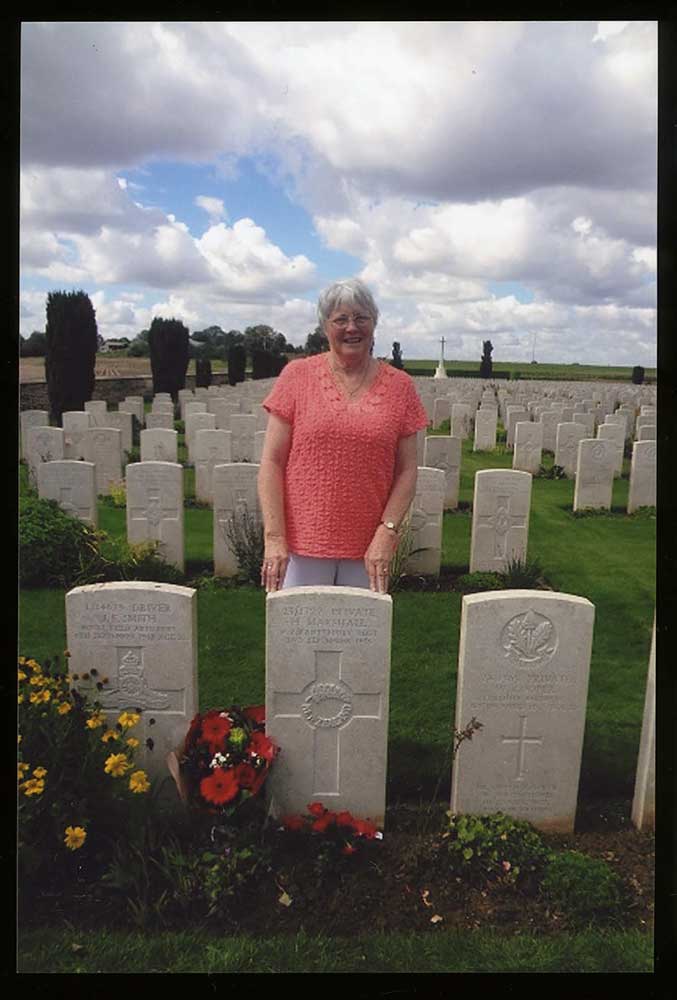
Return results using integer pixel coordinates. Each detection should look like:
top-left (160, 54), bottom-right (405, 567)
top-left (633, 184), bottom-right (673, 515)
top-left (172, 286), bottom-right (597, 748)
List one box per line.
top-left (19, 374), bottom-right (232, 412)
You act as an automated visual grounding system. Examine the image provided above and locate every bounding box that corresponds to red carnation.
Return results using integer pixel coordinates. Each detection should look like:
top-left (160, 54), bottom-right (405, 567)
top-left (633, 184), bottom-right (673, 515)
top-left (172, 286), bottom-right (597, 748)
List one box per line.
top-left (247, 730), bottom-right (276, 761)
top-left (234, 762), bottom-right (257, 789)
top-left (336, 810), bottom-right (356, 828)
top-left (200, 767), bottom-right (240, 806)
top-left (242, 705), bottom-right (266, 725)
top-left (199, 713), bottom-right (232, 750)
top-left (307, 801), bottom-right (326, 818)
top-left (311, 811), bottom-right (336, 833)
top-left (281, 814), bottom-right (305, 831)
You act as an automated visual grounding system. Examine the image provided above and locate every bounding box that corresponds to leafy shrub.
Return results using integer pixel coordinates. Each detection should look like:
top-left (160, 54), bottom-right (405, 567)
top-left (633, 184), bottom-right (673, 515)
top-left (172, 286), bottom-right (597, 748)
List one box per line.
top-left (441, 812), bottom-right (550, 886)
top-left (19, 496), bottom-right (101, 588)
top-left (537, 464), bottom-right (567, 479)
top-left (499, 556), bottom-right (544, 589)
top-left (18, 655), bottom-right (151, 892)
top-left (540, 850), bottom-right (624, 925)
top-left (455, 571), bottom-right (505, 593)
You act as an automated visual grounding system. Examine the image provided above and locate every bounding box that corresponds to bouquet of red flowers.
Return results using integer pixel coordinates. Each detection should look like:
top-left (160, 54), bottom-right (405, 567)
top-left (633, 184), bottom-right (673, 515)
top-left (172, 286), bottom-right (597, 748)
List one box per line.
top-left (168, 705), bottom-right (279, 816)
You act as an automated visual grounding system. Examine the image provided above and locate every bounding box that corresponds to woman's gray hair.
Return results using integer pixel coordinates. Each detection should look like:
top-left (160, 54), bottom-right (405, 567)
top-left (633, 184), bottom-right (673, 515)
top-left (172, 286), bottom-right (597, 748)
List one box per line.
top-left (317, 278), bottom-right (379, 327)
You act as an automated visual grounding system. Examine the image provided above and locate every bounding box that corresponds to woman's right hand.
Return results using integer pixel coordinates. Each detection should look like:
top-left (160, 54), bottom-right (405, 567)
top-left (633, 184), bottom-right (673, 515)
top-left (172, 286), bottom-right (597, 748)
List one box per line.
top-left (261, 536), bottom-right (289, 592)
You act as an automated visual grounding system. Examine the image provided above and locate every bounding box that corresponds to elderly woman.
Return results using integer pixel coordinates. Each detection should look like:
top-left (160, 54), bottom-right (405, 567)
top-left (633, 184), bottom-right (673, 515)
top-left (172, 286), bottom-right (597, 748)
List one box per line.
top-left (257, 278), bottom-right (428, 593)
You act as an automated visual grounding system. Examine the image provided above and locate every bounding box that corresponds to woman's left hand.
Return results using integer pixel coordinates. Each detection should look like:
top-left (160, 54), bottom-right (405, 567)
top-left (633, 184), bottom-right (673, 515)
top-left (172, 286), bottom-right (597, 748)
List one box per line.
top-left (364, 525), bottom-right (399, 593)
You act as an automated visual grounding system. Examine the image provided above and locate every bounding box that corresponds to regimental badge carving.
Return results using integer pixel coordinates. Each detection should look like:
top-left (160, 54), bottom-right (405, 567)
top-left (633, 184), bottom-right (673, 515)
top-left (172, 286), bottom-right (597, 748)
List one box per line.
top-left (591, 442), bottom-right (608, 463)
top-left (300, 680), bottom-right (353, 729)
top-left (501, 609), bottom-right (558, 666)
top-left (98, 647), bottom-right (170, 710)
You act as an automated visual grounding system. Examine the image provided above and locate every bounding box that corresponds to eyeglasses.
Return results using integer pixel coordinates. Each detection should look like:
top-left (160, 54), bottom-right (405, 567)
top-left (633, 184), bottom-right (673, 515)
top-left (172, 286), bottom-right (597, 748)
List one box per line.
top-left (329, 314), bottom-right (373, 329)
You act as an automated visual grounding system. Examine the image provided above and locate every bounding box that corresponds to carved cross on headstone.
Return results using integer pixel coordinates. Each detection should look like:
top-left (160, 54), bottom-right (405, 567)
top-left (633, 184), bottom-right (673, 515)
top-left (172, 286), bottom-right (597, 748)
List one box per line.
top-left (476, 493), bottom-right (526, 558)
top-left (501, 714), bottom-right (543, 781)
top-left (272, 650), bottom-right (382, 797)
top-left (129, 486), bottom-right (179, 531)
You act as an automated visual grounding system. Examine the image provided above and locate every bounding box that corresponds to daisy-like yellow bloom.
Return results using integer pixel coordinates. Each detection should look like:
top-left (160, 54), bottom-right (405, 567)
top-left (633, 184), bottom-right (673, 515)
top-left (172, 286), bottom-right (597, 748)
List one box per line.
top-left (29, 674), bottom-right (49, 687)
top-left (29, 689), bottom-right (51, 704)
top-left (128, 770), bottom-right (150, 794)
top-left (64, 826), bottom-right (87, 851)
top-left (86, 712), bottom-right (106, 730)
top-left (104, 753), bottom-right (130, 777)
top-left (18, 694), bottom-right (24, 704)
top-left (117, 711), bottom-right (141, 730)
top-left (125, 736), bottom-right (140, 749)
top-left (18, 670), bottom-right (26, 682)
top-left (21, 778), bottom-right (45, 796)
top-left (26, 660), bottom-right (40, 673)
top-left (101, 729), bottom-right (119, 743)
top-left (18, 762), bottom-right (30, 781)
top-left (18, 656), bottom-right (26, 665)
top-left (57, 701), bottom-right (73, 715)
top-left (32, 767), bottom-right (47, 779)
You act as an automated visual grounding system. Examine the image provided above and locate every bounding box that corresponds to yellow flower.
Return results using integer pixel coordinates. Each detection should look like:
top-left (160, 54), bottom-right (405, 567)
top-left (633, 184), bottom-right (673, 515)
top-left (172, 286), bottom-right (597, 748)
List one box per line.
top-left (29, 689), bottom-right (51, 704)
top-left (18, 657), bottom-right (26, 665)
top-left (18, 694), bottom-right (24, 704)
top-left (57, 701), bottom-right (73, 715)
top-left (104, 753), bottom-right (130, 777)
top-left (21, 778), bottom-right (45, 796)
top-left (18, 670), bottom-right (26, 682)
top-left (101, 729), bottom-right (119, 743)
top-left (26, 660), bottom-right (40, 672)
top-left (32, 767), bottom-right (47, 779)
top-left (29, 674), bottom-right (48, 686)
top-left (64, 826), bottom-right (87, 851)
top-left (128, 770), bottom-right (150, 794)
top-left (18, 762), bottom-right (30, 781)
top-left (86, 712), bottom-right (106, 730)
top-left (125, 737), bottom-right (140, 749)
top-left (117, 711), bottom-right (141, 730)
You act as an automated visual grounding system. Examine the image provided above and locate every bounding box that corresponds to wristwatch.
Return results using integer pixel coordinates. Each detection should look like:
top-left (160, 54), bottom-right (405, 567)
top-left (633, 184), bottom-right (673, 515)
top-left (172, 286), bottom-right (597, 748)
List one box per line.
top-left (380, 520), bottom-right (398, 533)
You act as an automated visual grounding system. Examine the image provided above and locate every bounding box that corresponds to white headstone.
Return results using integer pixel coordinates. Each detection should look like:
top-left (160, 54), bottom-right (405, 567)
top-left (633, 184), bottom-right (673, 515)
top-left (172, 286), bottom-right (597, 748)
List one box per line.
top-left (122, 397), bottom-right (145, 427)
top-left (229, 414), bottom-right (258, 462)
top-left (473, 408), bottom-right (498, 451)
top-left (432, 397), bottom-right (451, 430)
top-left (554, 422), bottom-right (587, 478)
top-left (266, 586), bottom-right (392, 826)
top-left (145, 412), bottom-right (175, 431)
top-left (26, 426), bottom-right (65, 487)
top-left (423, 436), bottom-right (462, 510)
top-left (451, 590), bottom-right (595, 833)
top-left (66, 581), bottom-right (198, 784)
top-left (597, 423), bottom-right (625, 476)
top-left (506, 407), bottom-right (527, 449)
top-left (469, 470), bottom-right (532, 573)
top-left (208, 399), bottom-right (240, 430)
top-left (185, 412), bottom-right (216, 464)
top-left (84, 400), bottom-right (108, 426)
top-left (572, 412), bottom-right (595, 438)
top-left (126, 461), bottom-right (185, 571)
top-left (573, 439), bottom-right (615, 511)
top-left (539, 411), bottom-right (559, 452)
top-left (627, 440), bottom-right (656, 513)
top-left (631, 619), bottom-right (655, 831)
top-left (83, 427), bottom-right (123, 495)
top-left (104, 410), bottom-right (134, 458)
top-left (404, 467), bottom-right (445, 576)
top-left (140, 428), bottom-right (179, 464)
top-left (37, 460), bottom-right (98, 527)
top-left (152, 401), bottom-right (175, 416)
top-left (20, 410), bottom-right (49, 460)
top-left (194, 429), bottom-right (233, 504)
top-left (62, 411), bottom-right (92, 460)
top-left (637, 424), bottom-right (656, 441)
top-left (512, 421), bottom-right (543, 475)
top-left (451, 403), bottom-right (472, 440)
top-left (213, 463), bottom-right (261, 577)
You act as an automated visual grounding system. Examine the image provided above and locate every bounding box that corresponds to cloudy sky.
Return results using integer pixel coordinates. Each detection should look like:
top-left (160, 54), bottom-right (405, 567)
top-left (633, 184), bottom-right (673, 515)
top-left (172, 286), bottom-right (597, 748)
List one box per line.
top-left (20, 20), bottom-right (657, 365)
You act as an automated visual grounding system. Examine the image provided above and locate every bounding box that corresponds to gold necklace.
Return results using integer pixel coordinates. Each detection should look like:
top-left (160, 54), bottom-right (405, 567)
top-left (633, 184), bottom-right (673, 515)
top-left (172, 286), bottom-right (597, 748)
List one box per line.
top-left (329, 356), bottom-right (373, 399)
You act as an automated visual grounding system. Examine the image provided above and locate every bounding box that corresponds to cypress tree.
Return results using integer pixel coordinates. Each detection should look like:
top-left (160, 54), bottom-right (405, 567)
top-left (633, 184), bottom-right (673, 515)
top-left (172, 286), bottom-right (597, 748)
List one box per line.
top-left (228, 343), bottom-right (247, 385)
top-left (45, 290), bottom-right (98, 424)
top-left (195, 356), bottom-right (212, 387)
top-left (148, 317), bottom-right (190, 401)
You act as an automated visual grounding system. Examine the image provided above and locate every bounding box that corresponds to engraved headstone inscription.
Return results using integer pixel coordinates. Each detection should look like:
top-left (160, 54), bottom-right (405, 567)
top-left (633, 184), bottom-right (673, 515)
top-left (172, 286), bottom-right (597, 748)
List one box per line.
top-left (469, 470), bottom-right (532, 573)
top-left (212, 463), bottom-right (261, 576)
top-left (66, 582), bottom-right (198, 784)
top-left (265, 586), bottom-right (392, 826)
top-left (573, 439), bottom-right (614, 511)
top-left (451, 590), bottom-right (595, 833)
top-left (140, 428), bottom-right (179, 463)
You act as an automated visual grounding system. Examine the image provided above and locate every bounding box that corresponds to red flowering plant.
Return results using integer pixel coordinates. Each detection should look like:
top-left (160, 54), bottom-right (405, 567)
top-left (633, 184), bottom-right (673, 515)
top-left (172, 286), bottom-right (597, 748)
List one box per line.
top-left (276, 801), bottom-right (383, 870)
top-left (169, 705), bottom-right (279, 819)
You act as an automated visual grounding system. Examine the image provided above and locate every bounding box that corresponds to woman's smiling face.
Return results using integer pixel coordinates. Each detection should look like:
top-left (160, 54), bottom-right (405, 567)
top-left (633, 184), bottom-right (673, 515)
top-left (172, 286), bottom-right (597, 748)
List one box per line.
top-left (324, 304), bottom-right (375, 365)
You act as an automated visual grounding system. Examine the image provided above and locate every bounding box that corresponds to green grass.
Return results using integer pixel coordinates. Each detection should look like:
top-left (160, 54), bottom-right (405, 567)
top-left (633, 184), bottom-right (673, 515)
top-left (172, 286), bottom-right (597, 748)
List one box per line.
top-left (17, 926), bottom-right (653, 973)
top-left (19, 432), bottom-right (655, 802)
top-left (401, 359), bottom-right (656, 382)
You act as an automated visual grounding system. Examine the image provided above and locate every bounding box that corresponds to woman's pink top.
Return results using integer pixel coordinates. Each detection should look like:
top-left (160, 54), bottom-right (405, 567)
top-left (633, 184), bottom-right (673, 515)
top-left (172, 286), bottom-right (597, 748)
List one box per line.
top-left (262, 354), bottom-right (429, 559)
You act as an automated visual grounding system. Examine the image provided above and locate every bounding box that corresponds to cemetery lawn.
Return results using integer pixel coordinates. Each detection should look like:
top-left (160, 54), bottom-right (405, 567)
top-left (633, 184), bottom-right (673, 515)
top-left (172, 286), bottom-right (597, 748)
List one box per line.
top-left (18, 438), bottom-right (655, 971)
